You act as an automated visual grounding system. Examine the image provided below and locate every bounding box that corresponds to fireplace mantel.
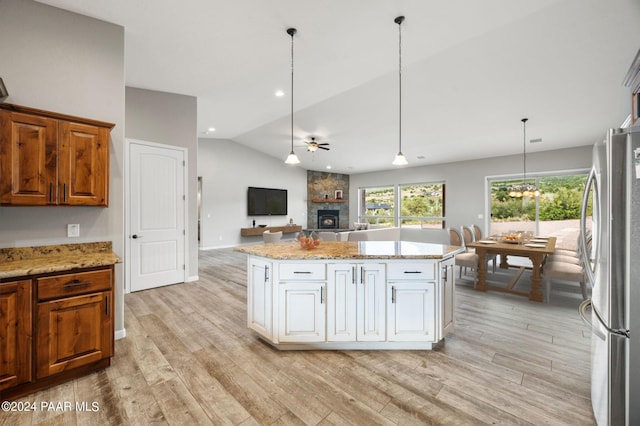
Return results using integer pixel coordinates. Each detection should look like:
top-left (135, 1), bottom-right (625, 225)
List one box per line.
top-left (311, 199), bottom-right (347, 203)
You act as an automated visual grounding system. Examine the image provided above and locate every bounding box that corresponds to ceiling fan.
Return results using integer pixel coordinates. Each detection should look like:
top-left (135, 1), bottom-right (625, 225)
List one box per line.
top-left (304, 137), bottom-right (330, 152)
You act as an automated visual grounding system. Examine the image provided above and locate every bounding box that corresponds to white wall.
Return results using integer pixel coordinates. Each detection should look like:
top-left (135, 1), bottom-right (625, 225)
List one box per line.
top-left (0, 0), bottom-right (125, 334)
top-left (125, 87), bottom-right (199, 280)
top-left (349, 145), bottom-right (593, 235)
top-left (198, 138), bottom-right (308, 249)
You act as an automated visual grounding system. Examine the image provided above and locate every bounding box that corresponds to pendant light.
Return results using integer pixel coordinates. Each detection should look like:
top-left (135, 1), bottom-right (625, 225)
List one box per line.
top-left (508, 118), bottom-right (540, 198)
top-left (392, 16), bottom-right (408, 166)
top-left (284, 27), bottom-right (300, 165)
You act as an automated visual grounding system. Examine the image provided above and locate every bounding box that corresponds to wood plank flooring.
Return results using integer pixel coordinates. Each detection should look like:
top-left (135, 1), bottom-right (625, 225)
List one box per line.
top-left (2, 249), bottom-right (595, 425)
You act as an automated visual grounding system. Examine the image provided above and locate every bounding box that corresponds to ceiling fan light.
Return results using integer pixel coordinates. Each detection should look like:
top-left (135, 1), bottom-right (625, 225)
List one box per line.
top-left (285, 150), bottom-right (300, 164)
top-left (392, 152), bottom-right (408, 166)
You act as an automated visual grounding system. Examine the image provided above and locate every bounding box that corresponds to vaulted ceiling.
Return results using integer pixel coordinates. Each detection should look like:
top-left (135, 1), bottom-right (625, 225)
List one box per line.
top-left (38, 0), bottom-right (640, 174)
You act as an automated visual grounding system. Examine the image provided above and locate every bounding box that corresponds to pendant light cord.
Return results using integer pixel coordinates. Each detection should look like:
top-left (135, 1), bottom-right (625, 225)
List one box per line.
top-left (290, 28), bottom-right (296, 152)
top-left (397, 16), bottom-right (403, 154)
top-left (522, 118), bottom-right (528, 184)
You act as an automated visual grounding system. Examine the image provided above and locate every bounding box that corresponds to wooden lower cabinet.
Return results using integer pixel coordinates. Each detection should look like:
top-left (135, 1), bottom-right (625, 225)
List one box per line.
top-left (36, 291), bottom-right (112, 378)
top-left (1, 266), bottom-right (114, 400)
top-left (0, 280), bottom-right (32, 391)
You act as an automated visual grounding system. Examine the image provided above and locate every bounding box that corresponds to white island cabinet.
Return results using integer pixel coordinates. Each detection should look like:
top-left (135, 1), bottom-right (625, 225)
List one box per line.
top-left (238, 241), bottom-right (461, 350)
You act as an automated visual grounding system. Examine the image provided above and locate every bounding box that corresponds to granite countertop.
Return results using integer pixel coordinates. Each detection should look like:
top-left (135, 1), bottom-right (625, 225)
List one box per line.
top-left (234, 240), bottom-right (462, 260)
top-left (0, 242), bottom-right (121, 279)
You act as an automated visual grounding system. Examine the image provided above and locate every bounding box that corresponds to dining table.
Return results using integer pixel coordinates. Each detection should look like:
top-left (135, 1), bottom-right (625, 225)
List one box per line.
top-left (466, 236), bottom-right (556, 302)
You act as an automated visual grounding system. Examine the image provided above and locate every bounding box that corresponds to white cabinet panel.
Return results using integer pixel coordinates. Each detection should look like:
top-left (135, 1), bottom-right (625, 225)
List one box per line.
top-left (247, 258), bottom-right (272, 339)
top-left (327, 264), bottom-right (356, 341)
top-left (279, 263), bottom-right (326, 280)
top-left (387, 282), bottom-right (436, 341)
top-left (327, 263), bottom-right (385, 342)
top-left (278, 282), bottom-right (325, 342)
top-left (356, 264), bottom-right (386, 341)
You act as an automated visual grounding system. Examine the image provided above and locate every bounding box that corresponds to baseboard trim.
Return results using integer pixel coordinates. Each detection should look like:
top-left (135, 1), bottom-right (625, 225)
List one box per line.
top-left (115, 328), bottom-right (126, 340)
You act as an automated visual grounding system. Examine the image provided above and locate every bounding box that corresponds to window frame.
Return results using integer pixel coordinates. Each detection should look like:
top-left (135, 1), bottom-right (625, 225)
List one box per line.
top-left (486, 168), bottom-right (589, 236)
top-left (358, 181), bottom-right (446, 229)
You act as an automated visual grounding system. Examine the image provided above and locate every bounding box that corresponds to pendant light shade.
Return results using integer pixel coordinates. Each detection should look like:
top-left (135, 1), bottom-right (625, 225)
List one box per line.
top-left (392, 15), bottom-right (408, 166)
top-left (284, 27), bottom-right (300, 165)
top-left (508, 118), bottom-right (540, 198)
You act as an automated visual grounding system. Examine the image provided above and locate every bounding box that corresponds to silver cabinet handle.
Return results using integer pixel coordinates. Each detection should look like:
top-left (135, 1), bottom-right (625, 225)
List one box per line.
top-left (391, 286), bottom-right (396, 303)
top-left (264, 265), bottom-right (269, 282)
top-left (352, 266), bottom-right (356, 284)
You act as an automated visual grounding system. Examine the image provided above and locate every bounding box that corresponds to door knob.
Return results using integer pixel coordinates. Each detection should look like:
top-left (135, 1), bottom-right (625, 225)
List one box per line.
top-left (132, 234), bottom-right (143, 239)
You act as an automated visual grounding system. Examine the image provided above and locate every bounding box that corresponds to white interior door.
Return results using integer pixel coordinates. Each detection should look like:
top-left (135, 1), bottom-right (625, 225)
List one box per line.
top-left (129, 141), bottom-right (185, 292)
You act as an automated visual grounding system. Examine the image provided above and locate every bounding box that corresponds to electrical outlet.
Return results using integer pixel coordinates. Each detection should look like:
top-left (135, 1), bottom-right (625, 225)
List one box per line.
top-left (67, 224), bottom-right (80, 238)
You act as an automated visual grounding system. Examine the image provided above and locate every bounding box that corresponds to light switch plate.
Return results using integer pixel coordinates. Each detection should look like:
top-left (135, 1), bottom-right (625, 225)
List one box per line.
top-left (67, 224), bottom-right (80, 238)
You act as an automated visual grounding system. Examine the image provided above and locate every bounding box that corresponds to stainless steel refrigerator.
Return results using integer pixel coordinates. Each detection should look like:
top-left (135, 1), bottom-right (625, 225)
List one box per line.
top-left (579, 126), bottom-right (640, 425)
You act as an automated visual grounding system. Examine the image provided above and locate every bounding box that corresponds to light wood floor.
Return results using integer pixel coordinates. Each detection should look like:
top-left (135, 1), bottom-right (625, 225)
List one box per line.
top-left (4, 249), bottom-right (595, 425)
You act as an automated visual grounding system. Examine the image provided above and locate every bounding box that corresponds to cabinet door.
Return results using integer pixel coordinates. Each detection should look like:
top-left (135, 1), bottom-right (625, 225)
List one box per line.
top-left (0, 110), bottom-right (58, 205)
top-left (0, 280), bottom-right (32, 390)
top-left (387, 282), bottom-right (436, 341)
top-left (357, 264), bottom-right (386, 341)
top-left (247, 258), bottom-right (272, 339)
top-left (327, 264), bottom-right (357, 341)
top-left (278, 282), bottom-right (325, 342)
top-left (58, 121), bottom-right (109, 206)
top-left (440, 260), bottom-right (455, 338)
top-left (36, 291), bottom-right (113, 378)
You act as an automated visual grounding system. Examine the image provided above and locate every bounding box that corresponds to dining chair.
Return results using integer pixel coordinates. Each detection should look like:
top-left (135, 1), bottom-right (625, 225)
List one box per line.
top-left (448, 227), bottom-right (478, 280)
top-left (262, 230), bottom-right (283, 243)
top-left (542, 256), bottom-right (588, 302)
top-left (471, 224), bottom-right (497, 272)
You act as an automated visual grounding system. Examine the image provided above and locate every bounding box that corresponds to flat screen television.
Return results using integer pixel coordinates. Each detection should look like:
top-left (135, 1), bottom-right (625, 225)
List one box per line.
top-left (247, 187), bottom-right (288, 216)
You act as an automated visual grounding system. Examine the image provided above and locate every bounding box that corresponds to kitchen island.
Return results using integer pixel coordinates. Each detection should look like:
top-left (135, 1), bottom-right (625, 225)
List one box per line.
top-left (235, 240), bottom-right (462, 350)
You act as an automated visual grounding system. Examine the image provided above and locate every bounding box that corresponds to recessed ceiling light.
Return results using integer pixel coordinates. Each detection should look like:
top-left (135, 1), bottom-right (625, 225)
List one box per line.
top-left (275, 90), bottom-right (284, 97)
top-left (326, 165), bottom-right (332, 169)
top-left (417, 155), bottom-right (425, 160)
top-left (207, 127), bottom-right (216, 132)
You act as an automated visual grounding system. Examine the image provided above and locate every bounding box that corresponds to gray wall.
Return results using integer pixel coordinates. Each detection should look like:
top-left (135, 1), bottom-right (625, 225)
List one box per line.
top-left (198, 138), bottom-right (308, 249)
top-left (0, 0), bottom-right (126, 335)
top-left (125, 87), bottom-right (199, 280)
top-left (349, 145), bottom-right (593, 235)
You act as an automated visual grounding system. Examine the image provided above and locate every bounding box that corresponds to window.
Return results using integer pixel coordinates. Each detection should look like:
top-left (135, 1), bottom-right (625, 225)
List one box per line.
top-left (358, 186), bottom-right (395, 228)
top-left (358, 182), bottom-right (446, 229)
top-left (489, 173), bottom-right (590, 243)
top-left (399, 183), bottom-right (445, 229)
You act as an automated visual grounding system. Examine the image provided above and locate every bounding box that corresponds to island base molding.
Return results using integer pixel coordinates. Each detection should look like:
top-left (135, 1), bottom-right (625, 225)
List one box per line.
top-left (257, 337), bottom-right (441, 351)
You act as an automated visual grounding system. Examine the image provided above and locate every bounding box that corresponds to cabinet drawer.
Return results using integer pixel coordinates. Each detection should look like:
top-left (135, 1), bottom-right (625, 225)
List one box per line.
top-left (387, 263), bottom-right (435, 280)
top-left (279, 263), bottom-right (326, 281)
top-left (37, 269), bottom-right (112, 301)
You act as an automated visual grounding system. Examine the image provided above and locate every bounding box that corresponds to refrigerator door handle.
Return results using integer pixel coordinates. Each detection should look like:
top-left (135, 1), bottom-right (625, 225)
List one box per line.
top-left (578, 299), bottom-right (593, 327)
top-left (580, 167), bottom-right (597, 286)
top-left (580, 299), bottom-right (607, 340)
top-left (581, 298), bottom-right (631, 339)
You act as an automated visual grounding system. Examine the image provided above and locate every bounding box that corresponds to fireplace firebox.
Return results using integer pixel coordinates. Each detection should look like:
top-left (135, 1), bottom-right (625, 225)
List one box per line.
top-left (317, 209), bottom-right (339, 229)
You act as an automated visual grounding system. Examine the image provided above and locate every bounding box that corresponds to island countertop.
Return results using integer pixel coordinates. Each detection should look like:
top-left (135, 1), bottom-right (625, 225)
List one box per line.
top-left (0, 241), bottom-right (121, 280)
top-left (234, 240), bottom-right (462, 260)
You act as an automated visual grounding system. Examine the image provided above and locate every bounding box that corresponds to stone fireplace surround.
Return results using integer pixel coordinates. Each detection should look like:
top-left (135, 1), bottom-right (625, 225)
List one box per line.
top-left (307, 170), bottom-right (349, 230)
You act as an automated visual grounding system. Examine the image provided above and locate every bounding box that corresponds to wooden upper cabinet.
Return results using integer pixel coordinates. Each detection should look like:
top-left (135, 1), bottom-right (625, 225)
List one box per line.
top-left (59, 121), bottom-right (110, 206)
top-left (0, 104), bottom-right (114, 206)
top-left (0, 111), bottom-right (58, 205)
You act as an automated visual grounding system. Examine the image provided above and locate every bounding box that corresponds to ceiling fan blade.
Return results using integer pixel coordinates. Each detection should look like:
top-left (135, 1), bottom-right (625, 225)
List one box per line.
top-left (318, 146), bottom-right (330, 151)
